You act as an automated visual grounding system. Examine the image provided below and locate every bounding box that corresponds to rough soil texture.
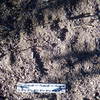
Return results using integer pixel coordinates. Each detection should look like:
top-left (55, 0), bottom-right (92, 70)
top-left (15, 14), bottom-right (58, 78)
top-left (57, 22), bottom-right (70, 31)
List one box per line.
top-left (0, 0), bottom-right (100, 100)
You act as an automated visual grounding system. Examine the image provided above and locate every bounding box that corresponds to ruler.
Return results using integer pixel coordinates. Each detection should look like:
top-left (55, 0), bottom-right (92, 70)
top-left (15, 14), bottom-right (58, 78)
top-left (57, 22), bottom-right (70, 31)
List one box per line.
top-left (17, 83), bottom-right (66, 93)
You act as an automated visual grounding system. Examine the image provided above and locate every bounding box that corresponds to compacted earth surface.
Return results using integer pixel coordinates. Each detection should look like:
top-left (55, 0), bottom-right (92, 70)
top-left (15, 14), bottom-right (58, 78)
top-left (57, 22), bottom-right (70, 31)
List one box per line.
top-left (0, 0), bottom-right (100, 100)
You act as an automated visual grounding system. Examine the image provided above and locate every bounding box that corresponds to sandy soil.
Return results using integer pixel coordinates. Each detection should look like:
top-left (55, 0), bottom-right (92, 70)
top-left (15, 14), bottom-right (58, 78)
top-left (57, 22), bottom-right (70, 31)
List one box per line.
top-left (0, 0), bottom-right (100, 100)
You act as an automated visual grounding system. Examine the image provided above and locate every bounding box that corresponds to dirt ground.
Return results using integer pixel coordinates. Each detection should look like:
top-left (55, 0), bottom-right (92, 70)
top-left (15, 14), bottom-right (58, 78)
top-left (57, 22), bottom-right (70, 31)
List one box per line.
top-left (0, 0), bottom-right (100, 100)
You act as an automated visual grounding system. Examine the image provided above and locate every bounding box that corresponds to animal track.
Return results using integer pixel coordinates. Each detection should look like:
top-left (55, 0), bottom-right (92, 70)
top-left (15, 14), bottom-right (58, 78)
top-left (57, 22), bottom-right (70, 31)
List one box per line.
top-left (24, 18), bottom-right (33, 35)
top-left (32, 47), bottom-right (48, 76)
top-left (50, 18), bottom-right (60, 32)
top-left (58, 28), bottom-right (68, 41)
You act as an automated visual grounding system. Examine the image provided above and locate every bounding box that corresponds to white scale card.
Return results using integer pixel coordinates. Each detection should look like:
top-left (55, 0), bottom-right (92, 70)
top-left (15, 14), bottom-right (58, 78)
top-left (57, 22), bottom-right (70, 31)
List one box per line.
top-left (17, 83), bottom-right (66, 93)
